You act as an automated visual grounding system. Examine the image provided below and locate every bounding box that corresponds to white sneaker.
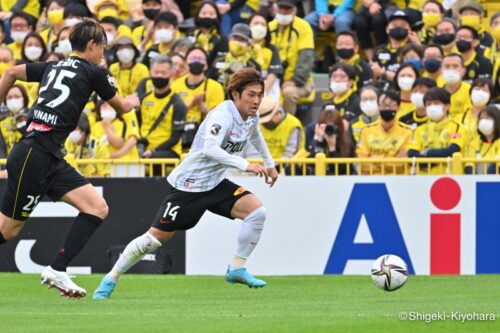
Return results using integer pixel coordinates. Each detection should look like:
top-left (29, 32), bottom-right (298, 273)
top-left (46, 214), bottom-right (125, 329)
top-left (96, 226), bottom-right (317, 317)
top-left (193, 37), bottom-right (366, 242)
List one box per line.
top-left (41, 266), bottom-right (87, 299)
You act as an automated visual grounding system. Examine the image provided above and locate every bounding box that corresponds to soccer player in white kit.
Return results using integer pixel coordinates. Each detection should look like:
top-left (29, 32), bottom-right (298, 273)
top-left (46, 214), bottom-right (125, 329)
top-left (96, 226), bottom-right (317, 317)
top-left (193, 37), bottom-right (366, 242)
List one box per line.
top-left (93, 68), bottom-right (278, 299)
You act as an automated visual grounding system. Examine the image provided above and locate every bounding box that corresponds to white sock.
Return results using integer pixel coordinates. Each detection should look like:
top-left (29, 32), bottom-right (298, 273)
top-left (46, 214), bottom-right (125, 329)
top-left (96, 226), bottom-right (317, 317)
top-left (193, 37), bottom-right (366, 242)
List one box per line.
top-left (230, 207), bottom-right (266, 270)
top-left (106, 232), bottom-right (162, 283)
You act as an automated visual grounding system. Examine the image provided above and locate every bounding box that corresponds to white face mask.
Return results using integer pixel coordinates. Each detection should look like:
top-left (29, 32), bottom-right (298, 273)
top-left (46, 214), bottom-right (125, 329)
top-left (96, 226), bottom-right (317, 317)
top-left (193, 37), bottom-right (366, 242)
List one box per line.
top-left (250, 25), bottom-right (267, 40)
top-left (426, 104), bottom-right (445, 122)
top-left (410, 92), bottom-right (425, 109)
top-left (155, 29), bottom-right (175, 43)
top-left (68, 130), bottom-right (82, 144)
top-left (276, 13), bottom-right (293, 26)
top-left (330, 82), bottom-right (348, 95)
top-left (106, 32), bottom-right (116, 45)
top-left (478, 118), bottom-right (495, 136)
top-left (24, 46), bottom-right (43, 61)
top-left (11, 31), bottom-right (28, 43)
top-left (116, 48), bottom-right (135, 63)
top-left (442, 70), bottom-right (461, 85)
top-left (101, 109), bottom-right (117, 121)
top-left (55, 39), bottom-right (72, 56)
top-left (16, 121), bottom-right (26, 130)
top-left (471, 89), bottom-right (490, 107)
top-left (360, 100), bottom-right (379, 118)
top-left (65, 18), bottom-right (82, 27)
top-left (398, 77), bottom-right (415, 91)
top-left (6, 98), bottom-right (24, 113)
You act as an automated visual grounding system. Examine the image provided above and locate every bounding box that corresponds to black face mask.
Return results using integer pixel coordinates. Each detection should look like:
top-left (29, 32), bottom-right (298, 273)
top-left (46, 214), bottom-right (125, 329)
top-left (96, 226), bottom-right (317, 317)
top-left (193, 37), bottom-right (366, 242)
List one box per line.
top-left (197, 17), bottom-right (218, 29)
top-left (433, 33), bottom-right (455, 45)
top-left (456, 39), bottom-right (473, 52)
top-left (389, 27), bottom-right (408, 41)
top-left (143, 9), bottom-right (160, 21)
top-left (379, 110), bottom-right (397, 121)
top-left (423, 57), bottom-right (441, 73)
top-left (189, 62), bottom-right (205, 75)
top-left (337, 48), bottom-right (355, 59)
top-left (263, 122), bottom-right (278, 130)
top-left (152, 77), bottom-right (170, 89)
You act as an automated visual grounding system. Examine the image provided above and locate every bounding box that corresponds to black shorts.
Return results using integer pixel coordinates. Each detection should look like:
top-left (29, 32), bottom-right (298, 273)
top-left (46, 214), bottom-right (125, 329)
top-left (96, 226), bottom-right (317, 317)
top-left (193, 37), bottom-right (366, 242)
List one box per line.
top-left (1, 140), bottom-right (89, 221)
top-left (151, 179), bottom-right (251, 231)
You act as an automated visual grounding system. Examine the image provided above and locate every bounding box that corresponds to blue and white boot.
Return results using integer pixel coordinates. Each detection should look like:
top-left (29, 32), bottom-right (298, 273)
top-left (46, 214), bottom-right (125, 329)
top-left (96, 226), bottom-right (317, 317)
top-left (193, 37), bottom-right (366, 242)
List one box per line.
top-left (92, 276), bottom-right (116, 300)
top-left (225, 266), bottom-right (267, 288)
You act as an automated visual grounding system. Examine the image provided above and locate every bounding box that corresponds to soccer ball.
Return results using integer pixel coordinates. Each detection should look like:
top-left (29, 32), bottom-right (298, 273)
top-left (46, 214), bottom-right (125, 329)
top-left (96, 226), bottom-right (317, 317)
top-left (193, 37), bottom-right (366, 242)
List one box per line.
top-left (371, 254), bottom-right (408, 291)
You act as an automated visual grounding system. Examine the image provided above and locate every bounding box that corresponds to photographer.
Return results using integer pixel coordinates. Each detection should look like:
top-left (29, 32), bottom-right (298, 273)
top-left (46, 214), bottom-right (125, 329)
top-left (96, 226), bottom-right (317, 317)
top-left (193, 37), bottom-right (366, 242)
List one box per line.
top-left (308, 106), bottom-right (355, 175)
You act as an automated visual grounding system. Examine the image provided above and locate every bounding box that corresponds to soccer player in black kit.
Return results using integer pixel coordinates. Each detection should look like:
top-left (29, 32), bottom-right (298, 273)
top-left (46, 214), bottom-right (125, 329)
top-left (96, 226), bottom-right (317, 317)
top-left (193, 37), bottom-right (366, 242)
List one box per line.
top-left (0, 20), bottom-right (139, 298)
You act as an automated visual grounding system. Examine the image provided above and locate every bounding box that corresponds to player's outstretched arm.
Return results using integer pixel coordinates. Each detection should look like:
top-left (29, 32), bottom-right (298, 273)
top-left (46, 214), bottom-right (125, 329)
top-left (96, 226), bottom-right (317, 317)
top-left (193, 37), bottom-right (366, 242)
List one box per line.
top-left (107, 93), bottom-right (140, 115)
top-left (0, 65), bottom-right (27, 102)
top-left (250, 123), bottom-right (278, 186)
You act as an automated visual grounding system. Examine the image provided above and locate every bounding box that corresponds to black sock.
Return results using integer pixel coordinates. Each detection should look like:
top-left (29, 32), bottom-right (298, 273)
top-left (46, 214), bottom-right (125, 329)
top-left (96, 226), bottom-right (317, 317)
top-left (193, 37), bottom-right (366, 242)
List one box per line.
top-left (50, 213), bottom-right (103, 271)
top-left (0, 231), bottom-right (6, 245)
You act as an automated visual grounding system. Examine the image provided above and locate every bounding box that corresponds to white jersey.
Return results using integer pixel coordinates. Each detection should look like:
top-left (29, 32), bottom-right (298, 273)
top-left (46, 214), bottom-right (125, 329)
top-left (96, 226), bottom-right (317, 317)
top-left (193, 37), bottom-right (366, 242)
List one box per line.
top-left (167, 100), bottom-right (274, 192)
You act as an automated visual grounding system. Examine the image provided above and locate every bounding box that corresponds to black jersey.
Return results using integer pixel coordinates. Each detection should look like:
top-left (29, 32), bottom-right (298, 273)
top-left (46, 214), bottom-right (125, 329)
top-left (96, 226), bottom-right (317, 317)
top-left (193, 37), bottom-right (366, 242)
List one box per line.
top-left (24, 56), bottom-right (117, 158)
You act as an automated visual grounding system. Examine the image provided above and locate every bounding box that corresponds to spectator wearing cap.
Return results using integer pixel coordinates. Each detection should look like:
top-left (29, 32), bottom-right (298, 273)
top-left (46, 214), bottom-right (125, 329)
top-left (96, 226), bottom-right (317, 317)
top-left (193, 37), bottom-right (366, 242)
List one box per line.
top-left (40, 0), bottom-right (67, 51)
top-left (458, 1), bottom-right (493, 57)
top-left (269, 0), bottom-right (315, 116)
top-left (7, 12), bottom-right (34, 60)
top-left (455, 25), bottom-right (493, 84)
top-left (208, 23), bottom-right (261, 87)
top-left (335, 31), bottom-right (373, 90)
top-left (63, 3), bottom-right (91, 28)
top-left (328, 63), bottom-right (361, 122)
top-left (142, 11), bottom-right (179, 68)
top-left (109, 35), bottom-right (150, 96)
top-left (400, 77), bottom-right (436, 130)
top-left (304, 0), bottom-right (355, 35)
top-left (489, 12), bottom-right (500, 96)
top-left (132, 0), bottom-right (162, 51)
top-left (0, 0), bottom-right (40, 22)
top-left (370, 11), bottom-right (418, 90)
top-left (192, 1), bottom-right (228, 68)
top-left (418, 0), bottom-right (445, 46)
top-left (216, 0), bottom-right (260, 37)
top-left (433, 18), bottom-right (459, 56)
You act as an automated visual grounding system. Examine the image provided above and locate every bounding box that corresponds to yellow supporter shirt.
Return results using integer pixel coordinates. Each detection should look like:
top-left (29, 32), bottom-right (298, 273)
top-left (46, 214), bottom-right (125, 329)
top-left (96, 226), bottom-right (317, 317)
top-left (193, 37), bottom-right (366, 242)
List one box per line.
top-left (109, 62), bottom-right (150, 97)
top-left (440, 82), bottom-right (472, 121)
top-left (398, 100), bottom-right (415, 120)
top-left (91, 116), bottom-right (140, 160)
top-left (171, 75), bottom-right (225, 124)
top-left (0, 115), bottom-right (21, 154)
top-left (259, 113), bottom-right (306, 159)
top-left (1, 0), bottom-right (40, 18)
top-left (64, 136), bottom-right (110, 177)
top-left (465, 136), bottom-right (500, 174)
top-left (7, 42), bottom-right (22, 61)
top-left (350, 116), bottom-right (379, 144)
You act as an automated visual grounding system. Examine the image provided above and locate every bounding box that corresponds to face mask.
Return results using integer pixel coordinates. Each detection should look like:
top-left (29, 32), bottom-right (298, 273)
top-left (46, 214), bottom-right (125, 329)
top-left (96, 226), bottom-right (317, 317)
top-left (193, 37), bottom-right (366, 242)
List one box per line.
top-left (16, 121), bottom-right (26, 131)
top-left (360, 100), bottom-right (379, 118)
top-left (229, 40), bottom-right (249, 57)
top-left (0, 62), bottom-right (12, 76)
top-left (330, 82), bottom-right (348, 95)
top-left (98, 8), bottom-right (118, 20)
top-left (155, 29), bottom-right (175, 44)
top-left (442, 70), bottom-right (462, 85)
top-left (65, 18), bottom-right (83, 28)
top-left (456, 39), bottom-right (473, 52)
top-left (460, 15), bottom-right (481, 29)
top-left (471, 90), bottom-right (490, 106)
top-left (250, 25), bottom-right (267, 40)
top-left (116, 48), bottom-right (136, 63)
top-left (55, 39), bottom-right (72, 56)
top-left (478, 118), bottom-right (495, 136)
top-left (433, 33), bottom-right (455, 46)
top-left (6, 98), bottom-right (24, 113)
top-left (189, 61), bottom-right (205, 75)
top-left (388, 27), bottom-right (408, 41)
top-left (152, 77), bottom-right (170, 89)
top-left (143, 8), bottom-right (160, 21)
top-left (197, 17), bottom-right (218, 29)
top-left (405, 59), bottom-right (422, 70)
top-left (11, 31), bottom-right (28, 43)
top-left (101, 109), bottom-right (117, 120)
top-left (47, 9), bottom-right (64, 25)
top-left (263, 122), bottom-right (278, 130)
top-left (426, 104), bottom-right (445, 122)
top-left (422, 12), bottom-right (441, 28)
top-left (379, 109), bottom-right (397, 121)
top-left (337, 48), bottom-right (355, 59)
top-left (492, 27), bottom-right (500, 42)
top-left (24, 46), bottom-right (43, 61)
top-left (424, 57), bottom-right (441, 73)
top-left (398, 77), bottom-right (415, 91)
top-left (276, 13), bottom-right (293, 26)
top-left (106, 32), bottom-right (116, 45)
top-left (410, 93), bottom-right (425, 109)
top-left (68, 130), bottom-right (82, 144)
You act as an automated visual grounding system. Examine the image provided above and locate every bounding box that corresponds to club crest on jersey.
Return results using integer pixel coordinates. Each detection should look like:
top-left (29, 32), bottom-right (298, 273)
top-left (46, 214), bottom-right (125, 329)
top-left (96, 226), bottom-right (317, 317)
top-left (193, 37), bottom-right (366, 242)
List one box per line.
top-left (211, 124), bottom-right (222, 136)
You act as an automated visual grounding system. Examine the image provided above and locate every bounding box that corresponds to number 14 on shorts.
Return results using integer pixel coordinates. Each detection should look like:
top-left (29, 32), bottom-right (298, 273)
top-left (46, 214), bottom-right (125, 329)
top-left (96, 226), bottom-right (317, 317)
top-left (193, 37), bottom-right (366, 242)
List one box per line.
top-left (160, 202), bottom-right (179, 224)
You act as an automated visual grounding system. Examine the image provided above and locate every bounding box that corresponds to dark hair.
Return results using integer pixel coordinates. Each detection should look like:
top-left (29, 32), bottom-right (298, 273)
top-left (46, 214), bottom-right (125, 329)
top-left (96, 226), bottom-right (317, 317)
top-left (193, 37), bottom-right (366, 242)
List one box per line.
top-left (380, 89), bottom-right (401, 106)
top-left (436, 18), bottom-right (458, 31)
top-left (400, 43), bottom-right (424, 60)
top-left (424, 44), bottom-right (444, 57)
top-left (100, 16), bottom-right (121, 29)
top-left (46, 0), bottom-right (68, 7)
top-left (471, 78), bottom-right (494, 102)
top-left (328, 63), bottom-right (356, 80)
top-left (10, 12), bottom-right (34, 29)
top-left (359, 85), bottom-right (380, 98)
top-left (443, 53), bottom-right (464, 67)
top-left (424, 87), bottom-right (451, 104)
top-left (479, 105), bottom-right (500, 141)
top-left (69, 19), bottom-right (107, 52)
top-left (336, 30), bottom-right (360, 45)
top-left (413, 77), bottom-right (437, 90)
top-left (394, 63), bottom-right (420, 91)
top-left (195, 1), bottom-right (221, 30)
top-left (317, 108), bottom-right (349, 157)
top-left (185, 46), bottom-right (208, 61)
top-left (77, 113), bottom-right (91, 136)
top-left (21, 32), bottom-right (48, 62)
top-left (248, 12), bottom-right (271, 46)
top-left (63, 3), bottom-right (90, 19)
top-left (154, 11), bottom-right (178, 27)
top-left (423, 0), bottom-right (445, 14)
top-left (6, 84), bottom-right (29, 108)
top-left (226, 67), bottom-right (264, 100)
top-left (457, 25), bottom-right (479, 39)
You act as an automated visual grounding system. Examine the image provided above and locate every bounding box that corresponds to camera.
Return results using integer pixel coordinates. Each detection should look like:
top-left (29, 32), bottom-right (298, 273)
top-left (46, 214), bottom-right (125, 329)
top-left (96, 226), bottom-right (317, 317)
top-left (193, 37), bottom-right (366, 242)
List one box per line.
top-left (325, 123), bottom-right (339, 136)
top-left (136, 137), bottom-right (149, 157)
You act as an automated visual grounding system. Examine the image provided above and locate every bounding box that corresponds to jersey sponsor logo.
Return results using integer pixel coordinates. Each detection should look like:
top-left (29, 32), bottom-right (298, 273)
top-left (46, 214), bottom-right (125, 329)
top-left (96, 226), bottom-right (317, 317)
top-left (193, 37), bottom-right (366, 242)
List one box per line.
top-left (33, 109), bottom-right (58, 125)
top-left (211, 123), bottom-right (222, 136)
top-left (27, 122), bottom-right (52, 132)
top-left (223, 140), bottom-right (247, 153)
top-left (180, 178), bottom-right (195, 189)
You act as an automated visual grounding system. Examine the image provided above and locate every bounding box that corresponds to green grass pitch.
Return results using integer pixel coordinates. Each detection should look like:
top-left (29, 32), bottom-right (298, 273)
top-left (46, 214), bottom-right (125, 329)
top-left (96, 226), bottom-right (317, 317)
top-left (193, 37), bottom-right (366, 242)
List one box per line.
top-left (0, 273), bottom-right (498, 333)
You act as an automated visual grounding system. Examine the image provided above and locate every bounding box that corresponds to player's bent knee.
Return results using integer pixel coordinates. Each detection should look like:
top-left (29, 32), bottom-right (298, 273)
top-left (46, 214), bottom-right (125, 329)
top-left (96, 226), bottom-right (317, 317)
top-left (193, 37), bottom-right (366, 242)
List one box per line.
top-left (245, 206), bottom-right (267, 232)
top-left (86, 198), bottom-right (108, 219)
